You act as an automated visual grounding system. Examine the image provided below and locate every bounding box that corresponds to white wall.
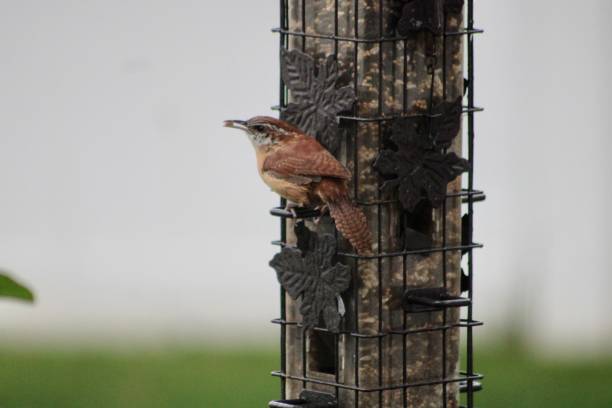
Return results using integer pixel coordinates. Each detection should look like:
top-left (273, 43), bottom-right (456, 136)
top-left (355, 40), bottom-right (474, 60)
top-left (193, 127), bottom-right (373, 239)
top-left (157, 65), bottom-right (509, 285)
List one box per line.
top-left (0, 1), bottom-right (610, 352)
top-left (476, 1), bottom-right (612, 354)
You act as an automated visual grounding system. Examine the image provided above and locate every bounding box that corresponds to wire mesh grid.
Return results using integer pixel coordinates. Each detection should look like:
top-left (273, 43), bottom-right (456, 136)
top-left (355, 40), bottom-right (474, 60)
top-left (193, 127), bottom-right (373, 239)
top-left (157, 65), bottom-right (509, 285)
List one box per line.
top-left (272, 1), bottom-right (483, 407)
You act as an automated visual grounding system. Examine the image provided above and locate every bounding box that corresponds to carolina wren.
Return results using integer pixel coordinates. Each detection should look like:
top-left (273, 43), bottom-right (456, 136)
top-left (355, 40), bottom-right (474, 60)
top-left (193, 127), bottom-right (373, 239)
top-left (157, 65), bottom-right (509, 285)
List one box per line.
top-left (224, 116), bottom-right (372, 255)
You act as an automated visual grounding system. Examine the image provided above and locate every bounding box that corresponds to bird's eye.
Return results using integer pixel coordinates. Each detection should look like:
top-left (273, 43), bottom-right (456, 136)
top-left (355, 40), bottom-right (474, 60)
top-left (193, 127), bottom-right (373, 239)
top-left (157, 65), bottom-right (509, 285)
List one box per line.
top-left (253, 125), bottom-right (265, 132)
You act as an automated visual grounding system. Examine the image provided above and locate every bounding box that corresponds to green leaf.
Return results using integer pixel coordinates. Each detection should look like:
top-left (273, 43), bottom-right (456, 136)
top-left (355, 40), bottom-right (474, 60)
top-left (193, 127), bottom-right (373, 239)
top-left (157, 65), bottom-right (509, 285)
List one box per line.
top-left (0, 273), bottom-right (34, 302)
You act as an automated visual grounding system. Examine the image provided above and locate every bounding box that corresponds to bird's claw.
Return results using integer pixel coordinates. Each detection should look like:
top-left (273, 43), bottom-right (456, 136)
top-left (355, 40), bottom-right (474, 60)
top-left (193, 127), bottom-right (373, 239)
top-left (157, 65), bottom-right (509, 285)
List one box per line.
top-left (284, 202), bottom-right (298, 218)
top-left (312, 205), bottom-right (328, 224)
top-left (315, 205), bottom-right (329, 215)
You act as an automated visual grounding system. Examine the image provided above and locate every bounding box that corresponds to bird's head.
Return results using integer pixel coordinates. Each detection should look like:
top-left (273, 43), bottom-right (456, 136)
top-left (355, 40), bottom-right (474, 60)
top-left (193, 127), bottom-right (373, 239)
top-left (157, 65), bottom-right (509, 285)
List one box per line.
top-left (224, 116), bottom-right (298, 148)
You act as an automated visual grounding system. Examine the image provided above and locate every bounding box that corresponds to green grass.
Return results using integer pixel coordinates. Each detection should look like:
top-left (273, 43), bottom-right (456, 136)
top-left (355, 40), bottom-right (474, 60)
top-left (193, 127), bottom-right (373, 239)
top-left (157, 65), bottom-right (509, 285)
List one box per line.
top-left (475, 347), bottom-right (612, 408)
top-left (0, 347), bottom-right (278, 408)
top-left (0, 346), bottom-right (610, 407)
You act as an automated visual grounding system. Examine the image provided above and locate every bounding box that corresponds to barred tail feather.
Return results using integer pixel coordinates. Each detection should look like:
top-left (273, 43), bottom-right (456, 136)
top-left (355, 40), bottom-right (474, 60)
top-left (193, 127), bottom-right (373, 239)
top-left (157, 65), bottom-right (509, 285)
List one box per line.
top-left (327, 198), bottom-right (372, 255)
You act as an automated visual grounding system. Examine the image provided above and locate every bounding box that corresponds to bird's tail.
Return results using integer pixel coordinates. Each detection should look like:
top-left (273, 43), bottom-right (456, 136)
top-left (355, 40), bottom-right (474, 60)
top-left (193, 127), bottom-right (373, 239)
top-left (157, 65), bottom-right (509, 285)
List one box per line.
top-left (327, 197), bottom-right (372, 256)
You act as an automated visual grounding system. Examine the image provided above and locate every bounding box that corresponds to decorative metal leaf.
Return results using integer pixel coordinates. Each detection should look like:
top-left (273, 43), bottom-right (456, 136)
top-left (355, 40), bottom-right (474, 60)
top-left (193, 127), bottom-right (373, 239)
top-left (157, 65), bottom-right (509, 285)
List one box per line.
top-left (392, 0), bottom-right (464, 36)
top-left (430, 98), bottom-right (463, 147)
top-left (269, 247), bottom-right (309, 299)
top-left (269, 223), bottom-right (351, 332)
top-left (280, 48), bottom-right (314, 101)
top-left (391, 97), bottom-right (462, 149)
top-left (280, 49), bottom-right (356, 155)
top-left (397, 0), bottom-right (444, 36)
top-left (373, 100), bottom-right (469, 212)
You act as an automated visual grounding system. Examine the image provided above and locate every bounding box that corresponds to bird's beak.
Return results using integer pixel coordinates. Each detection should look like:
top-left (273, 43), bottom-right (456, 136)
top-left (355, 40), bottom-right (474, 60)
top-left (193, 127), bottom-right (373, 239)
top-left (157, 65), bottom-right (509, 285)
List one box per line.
top-left (224, 120), bottom-right (247, 131)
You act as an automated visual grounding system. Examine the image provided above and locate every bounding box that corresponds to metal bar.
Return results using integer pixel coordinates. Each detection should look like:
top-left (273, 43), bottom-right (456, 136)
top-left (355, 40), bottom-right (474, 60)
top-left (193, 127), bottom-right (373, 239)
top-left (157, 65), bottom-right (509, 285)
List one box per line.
top-left (356, 189), bottom-right (485, 205)
top-left (402, 255), bottom-right (408, 407)
top-left (271, 240), bottom-right (483, 258)
top-left (269, 195), bottom-right (485, 218)
top-left (271, 372), bottom-right (484, 393)
top-left (270, 318), bottom-right (484, 339)
top-left (270, 27), bottom-right (484, 43)
top-left (334, 0), bottom-right (339, 56)
top-left (337, 106), bottom-right (483, 121)
top-left (336, 242), bottom-right (483, 259)
top-left (402, 35), bottom-right (409, 408)
top-left (300, 1), bottom-right (307, 393)
top-left (270, 188), bottom-right (485, 211)
top-left (301, 0), bottom-right (306, 51)
top-left (353, 2), bottom-right (359, 406)
top-left (357, 192), bottom-right (486, 206)
top-left (441, 8), bottom-right (449, 407)
top-left (279, 0), bottom-right (288, 399)
top-left (302, 329), bottom-right (307, 388)
top-left (333, 1), bottom-right (340, 402)
top-left (376, 1), bottom-right (384, 405)
top-left (466, 0), bottom-right (476, 406)
top-left (271, 104), bottom-right (484, 120)
top-left (459, 380), bottom-right (483, 393)
top-left (403, 296), bottom-right (471, 309)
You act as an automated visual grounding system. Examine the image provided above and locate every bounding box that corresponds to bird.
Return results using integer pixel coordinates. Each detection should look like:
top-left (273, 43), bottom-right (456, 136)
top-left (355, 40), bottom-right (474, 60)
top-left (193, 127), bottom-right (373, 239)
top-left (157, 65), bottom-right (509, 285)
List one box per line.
top-left (224, 116), bottom-right (372, 255)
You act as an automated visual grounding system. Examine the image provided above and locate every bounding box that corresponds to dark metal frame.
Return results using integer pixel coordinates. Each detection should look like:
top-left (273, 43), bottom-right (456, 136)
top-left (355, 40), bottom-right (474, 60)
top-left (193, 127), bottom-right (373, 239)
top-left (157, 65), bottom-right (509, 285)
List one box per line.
top-left (272, 1), bottom-right (483, 407)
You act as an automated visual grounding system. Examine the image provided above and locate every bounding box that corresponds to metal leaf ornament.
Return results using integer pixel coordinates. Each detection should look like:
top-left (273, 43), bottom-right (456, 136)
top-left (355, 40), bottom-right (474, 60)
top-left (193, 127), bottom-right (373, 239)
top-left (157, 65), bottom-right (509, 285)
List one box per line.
top-left (430, 98), bottom-right (463, 147)
top-left (280, 49), bottom-right (356, 155)
top-left (269, 222), bottom-right (350, 332)
top-left (392, 98), bottom-right (462, 149)
top-left (396, 0), bottom-right (444, 35)
top-left (393, 0), bottom-right (464, 36)
top-left (373, 104), bottom-right (469, 212)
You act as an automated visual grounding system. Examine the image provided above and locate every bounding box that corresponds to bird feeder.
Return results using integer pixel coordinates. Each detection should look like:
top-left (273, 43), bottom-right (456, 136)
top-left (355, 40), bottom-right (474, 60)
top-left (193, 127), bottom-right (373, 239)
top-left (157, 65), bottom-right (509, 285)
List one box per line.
top-left (268, 1), bottom-right (484, 407)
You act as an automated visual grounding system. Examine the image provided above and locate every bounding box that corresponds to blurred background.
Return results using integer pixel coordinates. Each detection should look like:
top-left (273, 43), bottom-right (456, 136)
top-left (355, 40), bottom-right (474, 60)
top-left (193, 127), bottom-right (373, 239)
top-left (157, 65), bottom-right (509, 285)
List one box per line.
top-left (0, 0), bottom-right (611, 406)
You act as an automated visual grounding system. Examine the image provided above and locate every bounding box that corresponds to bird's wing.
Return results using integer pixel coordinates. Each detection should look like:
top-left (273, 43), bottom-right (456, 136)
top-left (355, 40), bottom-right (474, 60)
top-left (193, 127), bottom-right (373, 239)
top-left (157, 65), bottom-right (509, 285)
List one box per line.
top-left (262, 137), bottom-right (351, 181)
top-left (265, 171), bottom-right (318, 185)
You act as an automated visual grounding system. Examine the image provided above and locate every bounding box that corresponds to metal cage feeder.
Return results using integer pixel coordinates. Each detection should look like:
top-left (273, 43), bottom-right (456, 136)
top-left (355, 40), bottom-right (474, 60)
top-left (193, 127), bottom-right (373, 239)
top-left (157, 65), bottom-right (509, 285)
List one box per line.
top-left (267, 1), bottom-right (484, 407)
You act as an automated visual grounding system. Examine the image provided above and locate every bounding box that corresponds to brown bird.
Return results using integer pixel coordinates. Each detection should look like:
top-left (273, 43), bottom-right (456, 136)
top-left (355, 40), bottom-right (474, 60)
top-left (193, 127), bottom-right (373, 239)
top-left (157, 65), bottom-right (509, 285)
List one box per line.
top-left (224, 116), bottom-right (372, 255)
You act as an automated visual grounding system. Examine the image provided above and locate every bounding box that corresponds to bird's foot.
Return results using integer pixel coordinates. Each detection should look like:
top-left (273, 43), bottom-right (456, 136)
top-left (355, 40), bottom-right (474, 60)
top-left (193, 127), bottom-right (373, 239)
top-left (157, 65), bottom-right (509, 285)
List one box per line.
top-left (315, 204), bottom-right (329, 215)
top-left (312, 205), bottom-right (328, 224)
top-left (284, 201), bottom-right (299, 218)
